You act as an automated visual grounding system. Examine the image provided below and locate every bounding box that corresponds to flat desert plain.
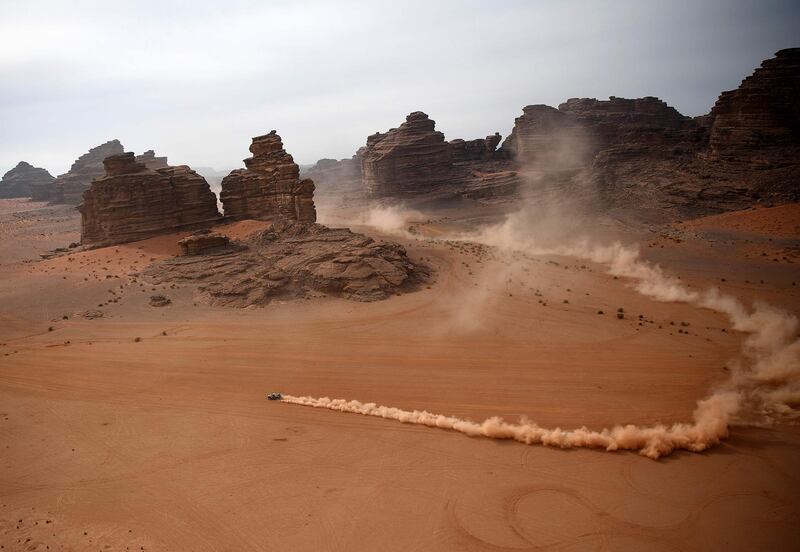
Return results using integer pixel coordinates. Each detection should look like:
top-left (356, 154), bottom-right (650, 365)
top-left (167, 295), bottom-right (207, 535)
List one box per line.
top-left (1, 200), bottom-right (799, 551)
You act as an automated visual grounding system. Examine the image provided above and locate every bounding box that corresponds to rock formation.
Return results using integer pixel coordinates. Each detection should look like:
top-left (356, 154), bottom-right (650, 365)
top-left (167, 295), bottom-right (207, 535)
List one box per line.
top-left (361, 112), bottom-right (454, 197)
top-left (449, 133), bottom-right (502, 163)
top-left (301, 156), bottom-right (364, 214)
top-left (78, 152), bottom-right (220, 246)
top-left (709, 48), bottom-right (800, 162)
top-left (179, 232), bottom-right (236, 256)
top-left (703, 47), bottom-right (800, 203)
top-left (0, 161), bottom-right (54, 198)
top-left (40, 140), bottom-right (125, 204)
top-left (496, 50), bottom-right (800, 215)
top-left (220, 131), bottom-right (316, 222)
top-left (304, 157), bottom-right (362, 193)
top-left (144, 220), bottom-right (431, 305)
top-left (135, 150), bottom-right (170, 170)
top-left (501, 105), bottom-right (587, 167)
top-left (502, 98), bottom-right (703, 168)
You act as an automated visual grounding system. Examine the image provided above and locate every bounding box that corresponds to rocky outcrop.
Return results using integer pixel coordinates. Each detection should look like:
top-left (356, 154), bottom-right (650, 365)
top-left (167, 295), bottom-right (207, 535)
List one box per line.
top-left (499, 96), bottom-right (728, 215)
top-left (41, 140), bottom-right (126, 204)
top-left (558, 96), bottom-right (703, 152)
top-left (144, 220), bottom-right (431, 306)
top-left (361, 112), bottom-right (454, 197)
top-left (0, 161), bottom-right (54, 198)
top-left (708, 48), bottom-right (800, 165)
top-left (302, 156), bottom-right (364, 213)
top-left (304, 157), bottom-right (361, 192)
top-left (502, 98), bottom-right (703, 168)
top-left (461, 170), bottom-right (522, 200)
top-left (357, 113), bottom-right (518, 201)
top-left (449, 133), bottom-right (502, 163)
top-left (497, 48), bottom-right (800, 216)
top-left (500, 105), bottom-right (587, 167)
top-left (135, 150), bottom-right (170, 170)
top-left (220, 131), bottom-right (316, 222)
top-left (78, 152), bottom-right (220, 245)
top-left (179, 232), bottom-right (237, 256)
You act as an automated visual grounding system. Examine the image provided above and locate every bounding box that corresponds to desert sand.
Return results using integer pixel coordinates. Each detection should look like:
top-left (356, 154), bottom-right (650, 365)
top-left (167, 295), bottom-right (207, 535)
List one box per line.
top-left (1, 200), bottom-right (799, 551)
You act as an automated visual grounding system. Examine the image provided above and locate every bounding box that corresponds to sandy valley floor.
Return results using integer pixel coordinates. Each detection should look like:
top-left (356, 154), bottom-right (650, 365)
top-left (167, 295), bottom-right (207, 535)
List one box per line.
top-left (1, 200), bottom-right (799, 551)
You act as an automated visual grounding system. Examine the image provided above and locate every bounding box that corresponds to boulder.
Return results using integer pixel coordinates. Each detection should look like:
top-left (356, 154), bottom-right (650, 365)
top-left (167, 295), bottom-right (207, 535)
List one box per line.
top-left (178, 232), bottom-right (234, 256)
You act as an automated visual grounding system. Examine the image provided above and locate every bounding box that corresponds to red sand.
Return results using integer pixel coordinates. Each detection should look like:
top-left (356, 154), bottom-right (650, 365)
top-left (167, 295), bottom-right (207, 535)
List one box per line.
top-left (1, 200), bottom-right (799, 551)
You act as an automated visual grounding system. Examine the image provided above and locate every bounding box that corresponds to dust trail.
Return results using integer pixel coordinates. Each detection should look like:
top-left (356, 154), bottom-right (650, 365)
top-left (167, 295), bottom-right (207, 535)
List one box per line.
top-left (362, 204), bottom-right (423, 236)
top-left (280, 393), bottom-right (738, 459)
top-left (281, 212), bottom-right (799, 459)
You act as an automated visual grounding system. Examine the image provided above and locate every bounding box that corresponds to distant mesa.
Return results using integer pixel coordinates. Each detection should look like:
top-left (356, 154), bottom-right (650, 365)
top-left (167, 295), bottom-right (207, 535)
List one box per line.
top-left (220, 131), bottom-right (316, 222)
top-left (31, 139), bottom-right (125, 203)
top-left (0, 161), bottom-right (54, 199)
top-left (78, 151), bottom-right (221, 246)
top-left (135, 149), bottom-right (170, 170)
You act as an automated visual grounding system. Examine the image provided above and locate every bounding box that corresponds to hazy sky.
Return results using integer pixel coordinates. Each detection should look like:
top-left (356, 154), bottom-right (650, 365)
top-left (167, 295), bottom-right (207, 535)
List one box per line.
top-left (2, 0), bottom-right (798, 176)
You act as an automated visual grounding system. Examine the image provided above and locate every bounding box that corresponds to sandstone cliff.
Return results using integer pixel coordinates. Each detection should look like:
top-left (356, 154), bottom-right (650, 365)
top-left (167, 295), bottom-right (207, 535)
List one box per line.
top-left (498, 49), bottom-right (799, 216)
top-left (449, 133), bottom-right (502, 163)
top-left (37, 140), bottom-right (126, 204)
top-left (0, 161), bottom-right (54, 198)
top-left (220, 131), bottom-right (316, 222)
top-left (699, 48), bottom-right (800, 203)
top-left (361, 112), bottom-right (454, 197)
top-left (78, 152), bottom-right (220, 245)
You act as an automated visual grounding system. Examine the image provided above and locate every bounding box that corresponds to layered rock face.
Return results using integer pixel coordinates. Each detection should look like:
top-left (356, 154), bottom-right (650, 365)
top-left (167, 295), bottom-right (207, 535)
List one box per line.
top-left (144, 220), bottom-right (431, 306)
top-left (179, 232), bottom-right (237, 256)
top-left (78, 152), bottom-right (220, 245)
top-left (708, 48), bottom-right (800, 165)
top-left (302, 156), bottom-right (364, 214)
top-left (499, 97), bottom-right (717, 215)
top-left (304, 157), bottom-right (361, 192)
top-left (500, 105), bottom-right (592, 174)
top-left (136, 150), bottom-right (170, 170)
top-left (361, 112), bottom-right (454, 197)
top-left (39, 140), bottom-right (126, 204)
top-left (220, 131), bottom-right (316, 222)
top-left (503, 98), bottom-right (702, 167)
top-left (449, 133), bottom-right (502, 163)
top-left (0, 161), bottom-right (54, 198)
top-left (558, 96), bottom-right (702, 152)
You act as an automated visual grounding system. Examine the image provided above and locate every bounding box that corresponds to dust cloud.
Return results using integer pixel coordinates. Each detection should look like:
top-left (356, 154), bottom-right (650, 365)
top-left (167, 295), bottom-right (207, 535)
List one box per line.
top-left (283, 205), bottom-right (799, 459)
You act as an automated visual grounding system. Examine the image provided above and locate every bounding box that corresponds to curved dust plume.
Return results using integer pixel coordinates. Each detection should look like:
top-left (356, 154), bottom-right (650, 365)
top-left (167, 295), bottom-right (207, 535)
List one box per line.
top-left (280, 392), bottom-right (740, 459)
top-left (280, 213), bottom-right (799, 459)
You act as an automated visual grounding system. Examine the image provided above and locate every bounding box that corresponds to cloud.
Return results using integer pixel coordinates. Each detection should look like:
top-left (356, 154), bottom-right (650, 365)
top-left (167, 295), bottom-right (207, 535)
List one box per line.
top-left (2, 0), bottom-right (799, 175)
